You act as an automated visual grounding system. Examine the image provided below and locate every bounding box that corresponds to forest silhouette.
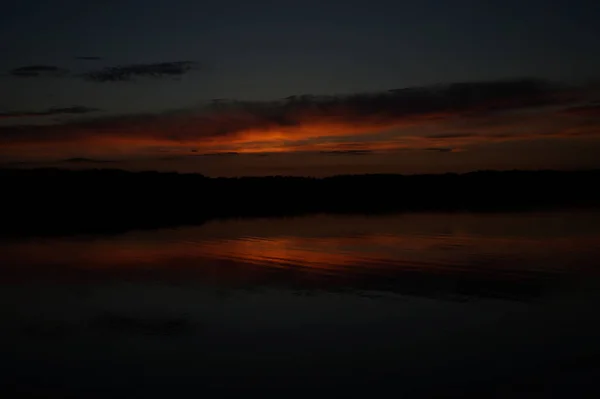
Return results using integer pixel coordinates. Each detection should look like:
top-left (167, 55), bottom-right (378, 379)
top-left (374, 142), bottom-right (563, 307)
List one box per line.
top-left (2, 168), bottom-right (599, 237)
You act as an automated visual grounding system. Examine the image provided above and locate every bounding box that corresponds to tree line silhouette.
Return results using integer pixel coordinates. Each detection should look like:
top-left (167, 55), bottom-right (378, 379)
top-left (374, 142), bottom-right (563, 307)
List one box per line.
top-left (2, 168), bottom-right (599, 237)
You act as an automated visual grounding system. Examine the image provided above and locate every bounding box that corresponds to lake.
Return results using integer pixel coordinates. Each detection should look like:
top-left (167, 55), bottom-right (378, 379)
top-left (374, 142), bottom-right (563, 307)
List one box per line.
top-left (2, 211), bottom-right (600, 398)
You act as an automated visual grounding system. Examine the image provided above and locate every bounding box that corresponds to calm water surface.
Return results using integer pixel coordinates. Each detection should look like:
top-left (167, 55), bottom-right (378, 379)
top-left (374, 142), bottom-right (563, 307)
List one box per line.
top-left (1, 212), bottom-right (600, 397)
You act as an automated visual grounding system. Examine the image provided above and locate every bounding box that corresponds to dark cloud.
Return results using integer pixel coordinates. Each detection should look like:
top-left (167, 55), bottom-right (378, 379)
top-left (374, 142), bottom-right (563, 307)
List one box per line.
top-left (194, 152), bottom-right (240, 157)
top-left (427, 133), bottom-right (475, 139)
top-left (320, 150), bottom-right (373, 155)
top-left (51, 106), bottom-right (101, 114)
top-left (486, 133), bottom-right (514, 139)
top-left (187, 78), bottom-right (570, 134)
top-left (9, 65), bottom-right (69, 77)
top-left (0, 160), bottom-right (34, 167)
top-left (559, 104), bottom-right (600, 116)
top-left (424, 147), bottom-right (455, 153)
top-left (0, 106), bottom-right (100, 119)
top-left (0, 78), bottom-right (595, 150)
top-left (0, 157), bottom-right (115, 167)
top-left (7, 60), bottom-right (199, 81)
top-left (59, 157), bottom-right (115, 164)
top-left (82, 61), bottom-right (198, 82)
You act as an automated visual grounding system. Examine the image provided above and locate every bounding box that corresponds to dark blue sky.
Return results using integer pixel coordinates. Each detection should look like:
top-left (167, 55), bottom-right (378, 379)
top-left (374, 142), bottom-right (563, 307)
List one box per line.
top-left (1, 0), bottom-right (600, 175)
top-left (2, 0), bottom-right (599, 107)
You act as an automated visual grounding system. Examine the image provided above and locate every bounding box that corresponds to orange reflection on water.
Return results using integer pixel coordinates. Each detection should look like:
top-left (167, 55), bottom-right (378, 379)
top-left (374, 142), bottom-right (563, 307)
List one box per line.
top-left (2, 227), bottom-right (600, 281)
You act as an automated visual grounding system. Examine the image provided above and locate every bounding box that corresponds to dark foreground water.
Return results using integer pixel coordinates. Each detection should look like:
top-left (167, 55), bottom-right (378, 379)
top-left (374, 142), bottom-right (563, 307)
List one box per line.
top-left (1, 212), bottom-right (600, 398)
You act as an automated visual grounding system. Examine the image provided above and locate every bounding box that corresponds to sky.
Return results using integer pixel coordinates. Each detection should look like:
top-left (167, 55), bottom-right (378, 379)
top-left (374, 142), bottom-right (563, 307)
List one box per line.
top-left (1, 0), bottom-right (600, 176)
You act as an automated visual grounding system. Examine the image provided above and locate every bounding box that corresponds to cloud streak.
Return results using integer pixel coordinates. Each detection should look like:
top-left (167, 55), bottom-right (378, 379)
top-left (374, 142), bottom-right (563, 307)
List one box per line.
top-left (424, 147), bottom-right (456, 153)
top-left (81, 61), bottom-right (199, 82)
top-left (0, 106), bottom-right (100, 119)
top-left (0, 78), bottom-right (598, 158)
top-left (59, 157), bottom-right (115, 164)
top-left (9, 65), bottom-right (69, 77)
top-left (559, 103), bottom-right (600, 116)
top-left (6, 60), bottom-right (198, 82)
top-left (320, 150), bottom-right (373, 155)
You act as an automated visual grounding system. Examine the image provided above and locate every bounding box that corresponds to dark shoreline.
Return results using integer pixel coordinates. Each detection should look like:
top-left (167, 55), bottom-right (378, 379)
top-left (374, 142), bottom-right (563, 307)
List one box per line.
top-left (2, 168), bottom-right (600, 238)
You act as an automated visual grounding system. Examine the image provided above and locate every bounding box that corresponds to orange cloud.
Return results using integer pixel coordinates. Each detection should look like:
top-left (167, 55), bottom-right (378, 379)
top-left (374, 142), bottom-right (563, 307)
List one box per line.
top-left (1, 78), bottom-right (599, 160)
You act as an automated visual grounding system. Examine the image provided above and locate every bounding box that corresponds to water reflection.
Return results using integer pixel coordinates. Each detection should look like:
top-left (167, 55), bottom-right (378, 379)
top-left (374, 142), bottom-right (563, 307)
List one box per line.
top-left (2, 212), bottom-right (600, 397)
top-left (2, 212), bottom-right (600, 301)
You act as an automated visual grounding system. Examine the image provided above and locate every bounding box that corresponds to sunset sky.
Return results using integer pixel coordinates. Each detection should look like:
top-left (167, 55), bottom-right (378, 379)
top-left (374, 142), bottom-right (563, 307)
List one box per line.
top-left (2, 0), bottom-right (600, 176)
